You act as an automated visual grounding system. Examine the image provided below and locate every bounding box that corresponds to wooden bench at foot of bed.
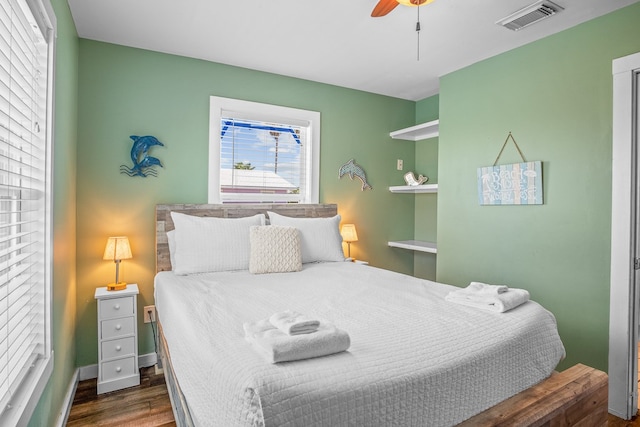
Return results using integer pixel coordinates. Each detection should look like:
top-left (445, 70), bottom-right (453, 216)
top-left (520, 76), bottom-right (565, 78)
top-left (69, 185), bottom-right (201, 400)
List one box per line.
top-left (460, 363), bottom-right (608, 427)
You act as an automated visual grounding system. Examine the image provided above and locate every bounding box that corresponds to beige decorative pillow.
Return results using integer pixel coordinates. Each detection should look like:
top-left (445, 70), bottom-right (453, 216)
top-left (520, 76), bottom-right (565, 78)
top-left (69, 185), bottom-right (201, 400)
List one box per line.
top-left (249, 226), bottom-right (302, 274)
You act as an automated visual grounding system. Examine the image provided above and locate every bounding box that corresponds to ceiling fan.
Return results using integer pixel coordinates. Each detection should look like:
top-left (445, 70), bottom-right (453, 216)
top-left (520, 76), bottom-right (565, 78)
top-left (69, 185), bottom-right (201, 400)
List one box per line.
top-left (371, 0), bottom-right (437, 60)
top-left (371, 0), bottom-right (436, 17)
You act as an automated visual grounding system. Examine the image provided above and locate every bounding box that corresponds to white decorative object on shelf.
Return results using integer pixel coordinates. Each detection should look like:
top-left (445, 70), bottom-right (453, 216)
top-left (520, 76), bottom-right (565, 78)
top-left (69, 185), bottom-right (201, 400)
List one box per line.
top-left (388, 240), bottom-right (437, 254)
top-left (404, 171), bottom-right (428, 186)
top-left (390, 119), bottom-right (439, 141)
top-left (389, 184), bottom-right (438, 193)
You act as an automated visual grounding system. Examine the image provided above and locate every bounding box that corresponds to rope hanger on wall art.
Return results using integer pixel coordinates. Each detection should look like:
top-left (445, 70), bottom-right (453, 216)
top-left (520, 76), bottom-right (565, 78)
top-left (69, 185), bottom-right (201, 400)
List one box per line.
top-left (477, 132), bottom-right (543, 206)
top-left (492, 132), bottom-right (527, 166)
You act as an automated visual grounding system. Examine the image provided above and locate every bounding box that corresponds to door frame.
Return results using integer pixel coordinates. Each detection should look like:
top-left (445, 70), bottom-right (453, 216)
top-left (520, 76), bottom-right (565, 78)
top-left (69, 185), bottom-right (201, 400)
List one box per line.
top-left (610, 50), bottom-right (640, 419)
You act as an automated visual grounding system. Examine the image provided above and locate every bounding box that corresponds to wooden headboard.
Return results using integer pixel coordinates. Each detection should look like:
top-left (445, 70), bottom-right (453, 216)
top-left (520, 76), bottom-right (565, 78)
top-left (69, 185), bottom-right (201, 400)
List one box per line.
top-left (155, 203), bottom-right (338, 273)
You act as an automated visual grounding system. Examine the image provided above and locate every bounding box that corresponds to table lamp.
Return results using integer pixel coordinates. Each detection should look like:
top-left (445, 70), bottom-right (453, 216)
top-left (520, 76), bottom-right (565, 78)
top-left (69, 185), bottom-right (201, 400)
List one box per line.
top-left (340, 224), bottom-right (358, 259)
top-left (103, 236), bottom-right (132, 291)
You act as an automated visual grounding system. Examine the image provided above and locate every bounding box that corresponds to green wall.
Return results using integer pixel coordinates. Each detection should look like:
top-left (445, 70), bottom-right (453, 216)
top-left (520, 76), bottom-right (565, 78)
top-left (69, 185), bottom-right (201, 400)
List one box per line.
top-left (28, 0), bottom-right (78, 425)
top-left (74, 40), bottom-right (418, 365)
top-left (413, 95), bottom-right (439, 280)
top-left (436, 2), bottom-right (640, 372)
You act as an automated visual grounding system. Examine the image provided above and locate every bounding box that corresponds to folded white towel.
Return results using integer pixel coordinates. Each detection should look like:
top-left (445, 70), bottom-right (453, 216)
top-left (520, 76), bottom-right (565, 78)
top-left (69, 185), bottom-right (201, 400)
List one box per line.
top-left (445, 288), bottom-right (530, 313)
top-left (458, 282), bottom-right (509, 296)
top-left (243, 319), bottom-right (351, 363)
top-left (269, 310), bottom-right (320, 335)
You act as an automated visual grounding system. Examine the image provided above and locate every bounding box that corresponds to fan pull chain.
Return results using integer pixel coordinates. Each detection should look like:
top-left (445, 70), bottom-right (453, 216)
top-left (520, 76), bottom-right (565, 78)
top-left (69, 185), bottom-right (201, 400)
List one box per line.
top-left (416, 6), bottom-right (421, 61)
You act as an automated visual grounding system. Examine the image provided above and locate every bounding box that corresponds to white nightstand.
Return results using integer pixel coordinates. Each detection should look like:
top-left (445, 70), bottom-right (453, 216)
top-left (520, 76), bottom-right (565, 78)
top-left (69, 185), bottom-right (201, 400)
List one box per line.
top-left (94, 284), bottom-right (140, 394)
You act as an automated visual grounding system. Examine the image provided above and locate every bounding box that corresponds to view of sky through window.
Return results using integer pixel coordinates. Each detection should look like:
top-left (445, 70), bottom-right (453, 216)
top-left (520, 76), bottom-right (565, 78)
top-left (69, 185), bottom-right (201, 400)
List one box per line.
top-left (220, 118), bottom-right (304, 188)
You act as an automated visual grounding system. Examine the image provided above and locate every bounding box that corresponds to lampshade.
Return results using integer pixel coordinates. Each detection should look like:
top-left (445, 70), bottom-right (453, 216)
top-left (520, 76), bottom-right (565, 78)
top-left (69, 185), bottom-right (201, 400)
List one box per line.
top-left (396, 0), bottom-right (436, 6)
top-left (103, 236), bottom-right (132, 261)
top-left (103, 236), bottom-right (132, 291)
top-left (341, 224), bottom-right (358, 243)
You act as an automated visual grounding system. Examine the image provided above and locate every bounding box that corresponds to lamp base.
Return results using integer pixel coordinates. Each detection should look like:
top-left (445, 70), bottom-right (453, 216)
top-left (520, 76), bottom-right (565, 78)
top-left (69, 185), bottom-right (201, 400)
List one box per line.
top-left (106, 282), bottom-right (127, 291)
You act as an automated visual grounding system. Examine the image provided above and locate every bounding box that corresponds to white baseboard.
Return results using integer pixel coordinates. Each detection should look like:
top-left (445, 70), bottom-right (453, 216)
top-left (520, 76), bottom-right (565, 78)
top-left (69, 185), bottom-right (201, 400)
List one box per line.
top-left (78, 364), bottom-right (97, 381)
top-left (57, 353), bottom-right (158, 426)
top-left (139, 352), bottom-right (158, 368)
top-left (78, 352), bottom-right (158, 381)
top-left (55, 368), bottom-right (79, 427)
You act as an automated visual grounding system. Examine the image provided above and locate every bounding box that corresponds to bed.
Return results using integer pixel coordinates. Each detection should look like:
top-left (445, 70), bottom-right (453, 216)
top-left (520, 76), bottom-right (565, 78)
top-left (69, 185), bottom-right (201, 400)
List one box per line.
top-left (153, 203), bottom-right (580, 426)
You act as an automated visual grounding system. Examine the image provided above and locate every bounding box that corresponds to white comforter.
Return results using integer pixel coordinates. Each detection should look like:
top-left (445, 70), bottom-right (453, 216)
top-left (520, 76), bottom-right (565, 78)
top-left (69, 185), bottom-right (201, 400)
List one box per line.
top-left (154, 262), bottom-right (565, 427)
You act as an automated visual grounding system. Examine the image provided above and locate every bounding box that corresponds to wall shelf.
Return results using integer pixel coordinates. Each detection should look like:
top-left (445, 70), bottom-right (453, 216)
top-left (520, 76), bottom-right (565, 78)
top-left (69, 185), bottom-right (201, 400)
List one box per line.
top-left (389, 184), bottom-right (438, 193)
top-left (388, 119), bottom-right (439, 263)
top-left (388, 240), bottom-right (437, 254)
top-left (390, 119), bottom-right (439, 141)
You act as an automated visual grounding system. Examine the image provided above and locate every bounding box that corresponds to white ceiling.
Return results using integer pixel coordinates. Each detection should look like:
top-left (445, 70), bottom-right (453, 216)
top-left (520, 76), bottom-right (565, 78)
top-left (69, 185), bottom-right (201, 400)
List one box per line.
top-left (67, 0), bottom-right (639, 101)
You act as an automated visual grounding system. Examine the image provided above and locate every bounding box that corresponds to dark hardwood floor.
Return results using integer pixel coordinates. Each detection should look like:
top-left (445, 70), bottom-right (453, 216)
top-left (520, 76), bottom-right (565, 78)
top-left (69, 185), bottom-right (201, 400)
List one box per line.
top-left (610, 414), bottom-right (640, 427)
top-left (67, 365), bottom-right (640, 426)
top-left (67, 366), bottom-right (175, 426)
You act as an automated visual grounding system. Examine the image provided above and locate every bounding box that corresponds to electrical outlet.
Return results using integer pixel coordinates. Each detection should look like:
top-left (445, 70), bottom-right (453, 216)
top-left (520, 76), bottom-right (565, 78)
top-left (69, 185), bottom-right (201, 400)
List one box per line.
top-left (144, 305), bottom-right (156, 323)
top-left (397, 159), bottom-right (403, 171)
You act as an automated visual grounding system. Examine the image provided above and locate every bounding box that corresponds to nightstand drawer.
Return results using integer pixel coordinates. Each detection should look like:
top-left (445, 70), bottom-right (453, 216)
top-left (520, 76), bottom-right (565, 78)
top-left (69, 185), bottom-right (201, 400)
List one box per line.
top-left (99, 296), bottom-right (134, 319)
top-left (100, 356), bottom-right (136, 382)
top-left (101, 336), bottom-right (135, 360)
top-left (101, 317), bottom-right (135, 340)
top-left (95, 284), bottom-right (140, 394)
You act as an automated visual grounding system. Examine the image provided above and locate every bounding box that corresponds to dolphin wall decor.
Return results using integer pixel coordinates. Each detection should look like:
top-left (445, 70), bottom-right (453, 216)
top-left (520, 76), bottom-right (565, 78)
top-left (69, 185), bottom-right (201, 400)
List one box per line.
top-left (338, 159), bottom-right (372, 191)
top-left (120, 135), bottom-right (165, 177)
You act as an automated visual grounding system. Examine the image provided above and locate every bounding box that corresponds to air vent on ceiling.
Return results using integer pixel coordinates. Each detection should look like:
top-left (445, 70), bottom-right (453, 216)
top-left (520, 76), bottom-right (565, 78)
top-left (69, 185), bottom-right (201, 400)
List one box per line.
top-left (496, 1), bottom-right (564, 31)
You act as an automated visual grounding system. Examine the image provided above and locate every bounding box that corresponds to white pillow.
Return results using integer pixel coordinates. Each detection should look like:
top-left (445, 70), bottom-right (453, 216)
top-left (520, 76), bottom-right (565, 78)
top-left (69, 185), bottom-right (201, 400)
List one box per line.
top-left (170, 212), bottom-right (265, 275)
top-left (167, 230), bottom-right (176, 269)
top-left (249, 226), bottom-right (302, 274)
top-left (267, 212), bottom-right (345, 263)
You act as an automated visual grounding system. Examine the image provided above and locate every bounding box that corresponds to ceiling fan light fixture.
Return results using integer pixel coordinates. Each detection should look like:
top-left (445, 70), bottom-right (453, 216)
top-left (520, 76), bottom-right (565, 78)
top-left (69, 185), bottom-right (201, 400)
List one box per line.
top-left (396, 0), bottom-right (436, 6)
top-left (371, 0), bottom-right (436, 17)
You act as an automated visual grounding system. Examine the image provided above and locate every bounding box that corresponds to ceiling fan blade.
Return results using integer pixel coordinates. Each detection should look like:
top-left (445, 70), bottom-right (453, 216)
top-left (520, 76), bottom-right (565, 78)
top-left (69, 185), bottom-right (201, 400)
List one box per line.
top-left (371, 0), bottom-right (399, 17)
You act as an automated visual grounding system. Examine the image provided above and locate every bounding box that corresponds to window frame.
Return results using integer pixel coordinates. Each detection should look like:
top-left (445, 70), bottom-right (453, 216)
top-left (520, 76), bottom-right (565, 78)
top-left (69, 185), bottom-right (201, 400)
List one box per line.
top-left (0, 0), bottom-right (55, 425)
top-left (208, 96), bottom-right (320, 204)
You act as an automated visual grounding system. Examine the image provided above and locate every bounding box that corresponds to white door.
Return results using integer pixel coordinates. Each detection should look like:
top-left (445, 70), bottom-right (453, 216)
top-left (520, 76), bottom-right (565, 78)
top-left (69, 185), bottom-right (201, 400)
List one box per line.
top-left (610, 51), bottom-right (640, 419)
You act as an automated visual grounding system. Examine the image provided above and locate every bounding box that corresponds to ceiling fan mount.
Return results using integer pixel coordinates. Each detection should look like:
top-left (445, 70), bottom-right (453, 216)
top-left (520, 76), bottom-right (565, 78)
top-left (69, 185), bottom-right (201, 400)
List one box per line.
top-left (371, 0), bottom-right (436, 17)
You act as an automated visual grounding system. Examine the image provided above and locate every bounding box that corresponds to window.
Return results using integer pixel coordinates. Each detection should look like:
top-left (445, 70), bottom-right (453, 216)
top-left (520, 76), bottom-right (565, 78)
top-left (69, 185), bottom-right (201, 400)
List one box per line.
top-left (0, 0), bottom-right (55, 425)
top-left (209, 96), bottom-right (320, 204)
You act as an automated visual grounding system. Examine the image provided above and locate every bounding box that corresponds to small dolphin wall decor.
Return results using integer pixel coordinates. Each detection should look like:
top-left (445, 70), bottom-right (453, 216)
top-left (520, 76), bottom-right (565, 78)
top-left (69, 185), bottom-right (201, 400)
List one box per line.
top-left (339, 159), bottom-right (372, 191)
top-left (120, 135), bottom-right (164, 177)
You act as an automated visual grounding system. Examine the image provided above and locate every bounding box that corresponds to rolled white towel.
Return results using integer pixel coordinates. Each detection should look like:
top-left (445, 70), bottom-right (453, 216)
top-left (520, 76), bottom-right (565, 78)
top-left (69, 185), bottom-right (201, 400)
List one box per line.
top-left (243, 319), bottom-right (351, 363)
top-left (445, 288), bottom-right (530, 313)
top-left (459, 282), bottom-right (508, 296)
top-left (269, 310), bottom-right (320, 335)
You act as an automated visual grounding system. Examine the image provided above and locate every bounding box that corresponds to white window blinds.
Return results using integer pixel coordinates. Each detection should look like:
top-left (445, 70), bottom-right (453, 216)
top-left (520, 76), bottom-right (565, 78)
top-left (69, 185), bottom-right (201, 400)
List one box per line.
top-left (220, 117), bottom-right (307, 203)
top-left (0, 0), bottom-right (53, 424)
top-left (209, 96), bottom-right (321, 205)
